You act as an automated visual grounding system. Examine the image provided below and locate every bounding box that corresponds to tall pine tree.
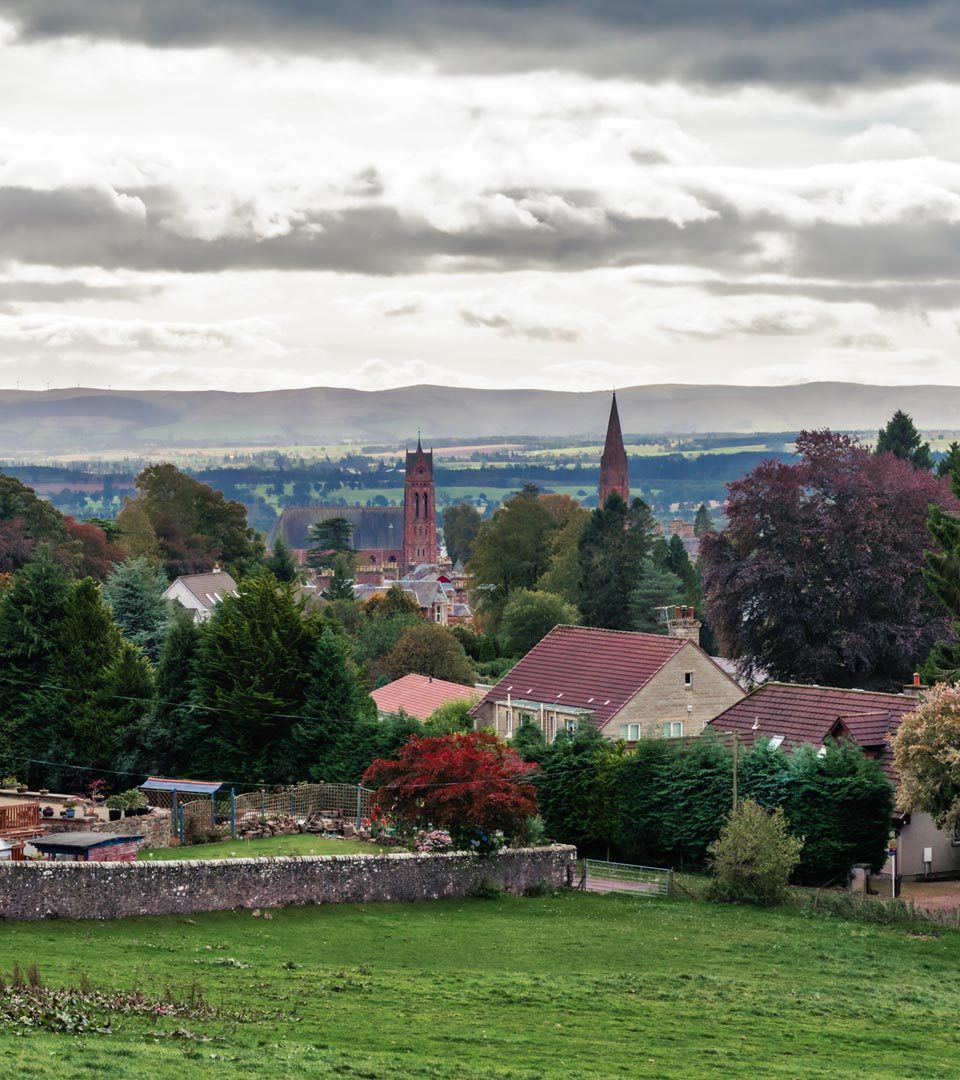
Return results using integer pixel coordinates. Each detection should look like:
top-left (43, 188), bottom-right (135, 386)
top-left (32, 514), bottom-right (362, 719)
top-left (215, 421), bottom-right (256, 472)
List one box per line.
top-left (103, 556), bottom-right (171, 663)
top-left (876, 409), bottom-right (933, 470)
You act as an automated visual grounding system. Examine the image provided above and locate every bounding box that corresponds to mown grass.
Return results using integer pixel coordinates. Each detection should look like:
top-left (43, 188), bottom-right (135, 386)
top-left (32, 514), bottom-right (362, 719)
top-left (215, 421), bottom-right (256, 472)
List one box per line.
top-left (138, 835), bottom-right (391, 860)
top-left (2, 891), bottom-right (960, 1078)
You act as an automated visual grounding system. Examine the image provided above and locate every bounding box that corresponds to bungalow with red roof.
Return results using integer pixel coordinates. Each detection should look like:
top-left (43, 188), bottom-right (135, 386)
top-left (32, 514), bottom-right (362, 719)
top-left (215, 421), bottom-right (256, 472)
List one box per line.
top-left (470, 625), bottom-right (744, 743)
top-left (707, 682), bottom-right (960, 882)
top-left (370, 673), bottom-right (480, 722)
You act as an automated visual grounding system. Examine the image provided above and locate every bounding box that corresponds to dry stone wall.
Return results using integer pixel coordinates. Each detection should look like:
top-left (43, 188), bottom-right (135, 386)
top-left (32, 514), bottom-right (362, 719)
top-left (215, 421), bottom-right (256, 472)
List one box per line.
top-left (0, 845), bottom-right (576, 921)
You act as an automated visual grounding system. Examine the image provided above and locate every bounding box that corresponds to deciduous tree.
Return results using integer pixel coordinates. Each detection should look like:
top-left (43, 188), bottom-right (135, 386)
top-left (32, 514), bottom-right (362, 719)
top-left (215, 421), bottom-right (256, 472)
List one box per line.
top-left (384, 622), bottom-right (475, 686)
top-left (893, 683), bottom-right (960, 833)
top-left (442, 503), bottom-right (482, 564)
top-left (498, 589), bottom-right (577, 657)
top-left (363, 731), bottom-right (538, 848)
top-left (701, 430), bottom-right (954, 688)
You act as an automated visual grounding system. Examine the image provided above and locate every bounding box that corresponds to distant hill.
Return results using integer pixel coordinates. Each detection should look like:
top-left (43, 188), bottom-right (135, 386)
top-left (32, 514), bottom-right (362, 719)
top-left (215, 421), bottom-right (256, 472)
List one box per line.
top-left (0, 382), bottom-right (957, 456)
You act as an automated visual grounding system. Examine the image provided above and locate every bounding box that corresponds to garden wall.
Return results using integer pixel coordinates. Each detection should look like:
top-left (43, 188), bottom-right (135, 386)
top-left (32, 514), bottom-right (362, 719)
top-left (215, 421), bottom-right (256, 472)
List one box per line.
top-left (0, 845), bottom-right (577, 921)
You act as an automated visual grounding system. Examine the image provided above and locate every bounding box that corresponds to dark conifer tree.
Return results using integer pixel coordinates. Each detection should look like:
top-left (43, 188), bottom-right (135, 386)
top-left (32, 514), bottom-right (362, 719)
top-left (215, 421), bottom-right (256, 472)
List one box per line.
top-left (577, 492), bottom-right (651, 630)
top-left (693, 503), bottom-right (715, 537)
top-left (265, 535), bottom-right (298, 582)
top-left (876, 409), bottom-right (933, 470)
top-left (0, 549), bottom-right (70, 778)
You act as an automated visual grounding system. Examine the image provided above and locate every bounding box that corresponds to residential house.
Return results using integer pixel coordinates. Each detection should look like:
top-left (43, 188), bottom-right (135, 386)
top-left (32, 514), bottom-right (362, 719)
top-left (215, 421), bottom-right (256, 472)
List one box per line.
top-left (470, 625), bottom-right (745, 744)
top-left (371, 673), bottom-right (480, 722)
top-left (354, 579), bottom-right (452, 625)
top-left (707, 682), bottom-right (958, 881)
top-left (161, 567), bottom-right (238, 622)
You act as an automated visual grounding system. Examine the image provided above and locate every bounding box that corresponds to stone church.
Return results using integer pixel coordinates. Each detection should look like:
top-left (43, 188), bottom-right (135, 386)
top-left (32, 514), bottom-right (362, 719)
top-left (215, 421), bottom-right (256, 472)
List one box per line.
top-left (273, 435), bottom-right (438, 572)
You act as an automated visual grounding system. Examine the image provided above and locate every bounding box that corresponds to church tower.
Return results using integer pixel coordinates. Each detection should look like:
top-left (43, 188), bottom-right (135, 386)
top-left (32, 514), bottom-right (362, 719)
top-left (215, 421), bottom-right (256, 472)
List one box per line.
top-left (598, 392), bottom-right (629, 508)
top-left (403, 435), bottom-right (436, 569)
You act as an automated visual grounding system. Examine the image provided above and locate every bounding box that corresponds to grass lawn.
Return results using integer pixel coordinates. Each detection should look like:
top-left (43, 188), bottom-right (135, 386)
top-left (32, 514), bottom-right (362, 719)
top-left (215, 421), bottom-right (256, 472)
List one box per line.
top-left (2, 891), bottom-right (960, 1078)
top-left (138, 835), bottom-right (391, 861)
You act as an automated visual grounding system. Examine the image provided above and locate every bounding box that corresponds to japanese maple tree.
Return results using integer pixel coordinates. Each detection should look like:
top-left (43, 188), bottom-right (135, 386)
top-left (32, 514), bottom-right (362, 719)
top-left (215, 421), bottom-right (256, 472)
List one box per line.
top-left (362, 731), bottom-right (539, 849)
top-left (700, 430), bottom-right (956, 689)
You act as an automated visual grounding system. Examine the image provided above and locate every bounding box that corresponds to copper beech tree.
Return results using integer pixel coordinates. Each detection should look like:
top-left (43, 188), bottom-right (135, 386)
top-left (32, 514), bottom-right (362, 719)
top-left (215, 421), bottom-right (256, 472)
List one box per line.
top-left (701, 430), bottom-right (955, 689)
top-left (363, 731), bottom-right (539, 850)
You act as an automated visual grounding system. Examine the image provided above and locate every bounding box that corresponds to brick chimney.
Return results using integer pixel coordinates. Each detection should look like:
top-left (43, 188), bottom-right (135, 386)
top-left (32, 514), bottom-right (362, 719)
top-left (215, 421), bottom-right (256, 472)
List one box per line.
top-left (666, 604), bottom-right (702, 647)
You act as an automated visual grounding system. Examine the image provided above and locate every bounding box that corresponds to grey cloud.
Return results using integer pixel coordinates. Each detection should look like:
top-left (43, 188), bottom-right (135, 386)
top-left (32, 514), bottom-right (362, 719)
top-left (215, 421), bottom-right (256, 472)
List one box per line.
top-left (0, 279), bottom-right (159, 313)
top-left (657, 279), bottom-right (960, 312)
top-left (459, 310), bottom-right (581, 342)
top-left (3, 1), bottom-right (960, 87)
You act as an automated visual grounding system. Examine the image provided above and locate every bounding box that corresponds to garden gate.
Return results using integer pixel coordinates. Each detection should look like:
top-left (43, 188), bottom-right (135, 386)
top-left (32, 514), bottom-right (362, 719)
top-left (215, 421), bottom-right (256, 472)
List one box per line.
top-left (580, 859), bottom-right (673, 897)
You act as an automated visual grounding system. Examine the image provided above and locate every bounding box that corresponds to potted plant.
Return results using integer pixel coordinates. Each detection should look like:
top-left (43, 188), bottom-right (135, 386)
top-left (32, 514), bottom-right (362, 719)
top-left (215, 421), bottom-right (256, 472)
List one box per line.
top-left (2, 775), bottom-right (19, 791)
top-left (63, 801), bottom-right (77, 819)
top-left (87, 778), bottom-right (108, 805)
top-left (105, 794), bottom-right (125, 821)
top-left (41, 805), bottom-right (54, 818)
top-left (120, 788), bottom-right (148, 817)
top-left (38, 788), bottom-right (49, 796)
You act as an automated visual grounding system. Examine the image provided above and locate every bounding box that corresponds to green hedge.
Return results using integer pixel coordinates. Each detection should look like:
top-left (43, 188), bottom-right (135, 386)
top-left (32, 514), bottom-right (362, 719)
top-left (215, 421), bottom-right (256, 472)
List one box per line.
top-left (536, 731), bottom-right (893, 884)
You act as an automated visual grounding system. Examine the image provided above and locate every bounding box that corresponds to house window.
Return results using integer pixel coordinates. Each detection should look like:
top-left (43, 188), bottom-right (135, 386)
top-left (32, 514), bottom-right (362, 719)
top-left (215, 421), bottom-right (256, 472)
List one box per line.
top-left (549, 715), bottom-right (557, 742)
top-left (505, 710), bottom-right (513, 737)
top-left (565, 718), bottom-right (577, 734)
top-left (619, 723), bottom-right (641, 741)
top-left (684, 672), bottom-right (693, 689)
top-left (663, 721), bottom-right (683, 738)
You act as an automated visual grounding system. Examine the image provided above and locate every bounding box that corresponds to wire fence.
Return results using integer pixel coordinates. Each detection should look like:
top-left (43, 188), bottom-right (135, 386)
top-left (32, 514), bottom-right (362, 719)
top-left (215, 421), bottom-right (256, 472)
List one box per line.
top-left (170, 783), bottom-right (374, 843)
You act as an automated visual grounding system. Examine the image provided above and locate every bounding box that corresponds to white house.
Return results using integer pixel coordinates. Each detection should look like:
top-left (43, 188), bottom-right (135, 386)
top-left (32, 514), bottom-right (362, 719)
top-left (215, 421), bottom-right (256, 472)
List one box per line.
top-left (161, 567), bottom-right (238, 622)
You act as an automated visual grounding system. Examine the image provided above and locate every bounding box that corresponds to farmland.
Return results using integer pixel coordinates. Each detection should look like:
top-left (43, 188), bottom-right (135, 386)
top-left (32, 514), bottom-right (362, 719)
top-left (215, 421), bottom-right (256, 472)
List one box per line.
top-left (1, 891), bottom-right (959, 1078)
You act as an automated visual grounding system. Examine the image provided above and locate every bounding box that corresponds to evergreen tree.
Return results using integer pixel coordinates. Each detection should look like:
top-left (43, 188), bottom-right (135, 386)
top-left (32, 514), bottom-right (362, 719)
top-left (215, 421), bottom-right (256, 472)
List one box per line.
top-left (292, 627), bottom-right (369, 778)
top-left (33, 578), bottom-right (127, 786)
top-left (117, 609), bottom-right (202, 777)
top-left (937, 441), bottom-right (960, 480)
top-left (87, 640), bottom-right (155, 769)
top-left (266, 535), bottom-right (298, 582)
top-left (922, 496), bottom-right (960, 681)
top-left (577, 493), bottom-right (652, 630)
top-left (321, 552), bottom-right (356, 601)
top-left (693, 503), bottom-right (714, 537)
top-left (103, 557), bottom-right (171, 663)
top-left (192, 573), bottom-right (320, 783)
top-left (307, 518), bottom-right (355, 568)
top-left (0, 550), bottom-right (71, 777)
top-left (511, 718), bottom-right (548, 763)
top-left (632, 559), bottom-right (684, 633)
top-left (876, 409), bottom-right (933, 470)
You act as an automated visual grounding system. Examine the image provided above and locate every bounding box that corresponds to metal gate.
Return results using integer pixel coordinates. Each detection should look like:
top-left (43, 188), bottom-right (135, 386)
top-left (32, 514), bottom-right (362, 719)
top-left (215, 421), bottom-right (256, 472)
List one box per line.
top-left (581, 859), bottom-right (673, 897)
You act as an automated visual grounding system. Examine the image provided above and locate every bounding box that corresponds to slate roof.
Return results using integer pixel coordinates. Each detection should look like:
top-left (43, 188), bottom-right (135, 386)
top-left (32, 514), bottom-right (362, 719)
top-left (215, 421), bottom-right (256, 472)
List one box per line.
top-left (371, 673), bottom-right (480, 721)
top-left (470, 625), bottom-right (689, 728)
top-left (170, 570), bottom-right (238, 610)
top-left (354, 580), bottom-right (449, 609)
top-left (32, 832), bottom-right (143, 851)
top-left (274, 506), bottom-right (404, 550)
top-left (707, 683), bottom-right (917, 783)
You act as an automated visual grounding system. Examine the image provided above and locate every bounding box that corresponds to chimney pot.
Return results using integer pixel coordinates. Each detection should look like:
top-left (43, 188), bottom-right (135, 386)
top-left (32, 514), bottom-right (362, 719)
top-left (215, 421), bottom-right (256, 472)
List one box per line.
top-left (913, 672), bottom-right (921, 688)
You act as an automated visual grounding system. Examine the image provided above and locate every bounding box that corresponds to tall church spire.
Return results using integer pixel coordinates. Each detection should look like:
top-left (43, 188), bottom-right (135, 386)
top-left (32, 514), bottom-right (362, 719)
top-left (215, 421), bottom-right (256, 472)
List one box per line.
top-left (598, 392), bottom-right (629, 508)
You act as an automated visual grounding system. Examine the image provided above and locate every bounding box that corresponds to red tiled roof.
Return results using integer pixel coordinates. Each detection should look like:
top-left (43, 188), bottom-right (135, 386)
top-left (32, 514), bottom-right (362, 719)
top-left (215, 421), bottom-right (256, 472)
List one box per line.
top-left (370, 673), bottom-right (479, 722)
top-left (470, 625), bottom-right (688, 728)
top-left (707, 683), bottom-right (917, 784)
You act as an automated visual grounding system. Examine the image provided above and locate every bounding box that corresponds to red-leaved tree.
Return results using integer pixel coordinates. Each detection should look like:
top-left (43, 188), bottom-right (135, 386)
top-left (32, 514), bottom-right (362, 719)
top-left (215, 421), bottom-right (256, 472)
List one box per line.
top-left (362, 731), bottom-right (539, 850)
top-left (701, 430), bottom-right (956, 689)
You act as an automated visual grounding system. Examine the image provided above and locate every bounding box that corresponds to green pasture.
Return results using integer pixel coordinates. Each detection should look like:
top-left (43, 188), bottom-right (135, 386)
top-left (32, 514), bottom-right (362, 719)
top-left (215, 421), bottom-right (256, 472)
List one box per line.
top-left (2, 890), bottom-right (959, 1078)
top-left (138, 835), bottom-right (391, 860)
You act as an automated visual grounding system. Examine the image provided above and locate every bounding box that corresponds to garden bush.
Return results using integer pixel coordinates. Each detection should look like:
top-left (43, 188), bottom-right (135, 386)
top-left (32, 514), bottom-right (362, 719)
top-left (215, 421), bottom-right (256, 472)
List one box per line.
top-left (706, 799), bottom-right (803, 906)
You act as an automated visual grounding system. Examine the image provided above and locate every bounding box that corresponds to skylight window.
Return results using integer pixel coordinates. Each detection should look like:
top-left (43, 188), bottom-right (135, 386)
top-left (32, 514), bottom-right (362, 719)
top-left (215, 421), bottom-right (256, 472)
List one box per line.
top-left (768, 734), bottom-right (785, 749)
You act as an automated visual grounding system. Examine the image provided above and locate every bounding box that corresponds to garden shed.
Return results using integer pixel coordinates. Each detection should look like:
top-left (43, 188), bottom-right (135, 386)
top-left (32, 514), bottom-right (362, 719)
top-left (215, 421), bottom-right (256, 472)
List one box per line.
top-left (31, 832), bottom-right (143, 862)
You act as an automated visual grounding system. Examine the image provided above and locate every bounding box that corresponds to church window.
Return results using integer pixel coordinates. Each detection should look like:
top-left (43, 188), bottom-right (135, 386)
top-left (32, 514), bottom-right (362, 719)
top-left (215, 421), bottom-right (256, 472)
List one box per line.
top-left (423, 495), bottom-right (428, 517)
top-left (414, 492), bottom-right (420, 518)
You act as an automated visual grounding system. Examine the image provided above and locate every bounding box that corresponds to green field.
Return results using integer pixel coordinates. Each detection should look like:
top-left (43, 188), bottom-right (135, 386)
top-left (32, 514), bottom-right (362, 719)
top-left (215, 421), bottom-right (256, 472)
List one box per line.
top-left (138, 835), bottom-right (391, 860)
top-left (2, 891), bottom-right (959, 1078)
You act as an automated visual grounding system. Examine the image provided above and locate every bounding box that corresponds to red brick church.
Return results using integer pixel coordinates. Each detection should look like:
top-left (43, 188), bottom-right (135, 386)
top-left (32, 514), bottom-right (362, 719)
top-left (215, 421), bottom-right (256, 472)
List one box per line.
top-left (599, 391), bottom-right (629, 507)
top-left (273, 435), bottom-right (438, 572)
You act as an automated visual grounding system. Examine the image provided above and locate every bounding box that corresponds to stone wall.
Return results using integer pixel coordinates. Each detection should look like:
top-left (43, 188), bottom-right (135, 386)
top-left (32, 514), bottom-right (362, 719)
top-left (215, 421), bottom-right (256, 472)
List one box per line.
top-left (0, 845), bottom-right (576, 921)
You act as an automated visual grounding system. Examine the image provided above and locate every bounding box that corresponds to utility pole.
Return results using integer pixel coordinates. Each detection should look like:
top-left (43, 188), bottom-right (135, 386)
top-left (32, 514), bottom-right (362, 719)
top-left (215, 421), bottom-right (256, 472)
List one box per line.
top-left (729, 731), bottom-right (739, 812)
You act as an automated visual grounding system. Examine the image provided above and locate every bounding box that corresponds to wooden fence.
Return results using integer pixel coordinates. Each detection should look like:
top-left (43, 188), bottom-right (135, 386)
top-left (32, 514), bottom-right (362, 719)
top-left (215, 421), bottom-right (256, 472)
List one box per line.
top-left (0, 801), bottom-right (41, 839)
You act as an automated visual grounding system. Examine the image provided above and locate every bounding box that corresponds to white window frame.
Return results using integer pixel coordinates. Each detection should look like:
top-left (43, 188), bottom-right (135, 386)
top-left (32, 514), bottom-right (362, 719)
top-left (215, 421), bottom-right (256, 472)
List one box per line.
top-left (684, 671), bottom-right (693, 689)
top-left (619, 723), bottom-right (641, 741)
top-left (664, 721), bottom-right (683, 738)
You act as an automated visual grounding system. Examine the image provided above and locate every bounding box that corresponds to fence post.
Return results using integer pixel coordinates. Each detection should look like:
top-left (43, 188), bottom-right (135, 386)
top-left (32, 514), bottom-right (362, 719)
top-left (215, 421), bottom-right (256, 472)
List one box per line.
top-left (178, 805), bottom-right (184, 844)
top-left (260, 789), bottom-right (265, 818)
top-left (667, 869), bottom-right (675, 898)
top-left (230, 788), bottom-right (236, 839)
top-left (291, 788), bottom-right (296, 818)
top-left (355, 787), bottom-right (362, 831)
top-left (171, 790), bottom-right (178, 839)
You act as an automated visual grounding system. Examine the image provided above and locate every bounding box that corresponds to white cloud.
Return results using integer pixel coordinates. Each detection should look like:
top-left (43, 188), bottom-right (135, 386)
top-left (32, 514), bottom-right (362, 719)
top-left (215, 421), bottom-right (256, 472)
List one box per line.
top-left (843, 123), bottom-right (928, 160)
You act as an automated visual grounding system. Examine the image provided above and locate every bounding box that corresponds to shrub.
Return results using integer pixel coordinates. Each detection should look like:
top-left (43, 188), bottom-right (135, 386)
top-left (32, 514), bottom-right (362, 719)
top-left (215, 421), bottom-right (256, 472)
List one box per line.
top-left (706, 799), bottom-right (803, 907)
top-left (469, 877), bottom-right (506, 900)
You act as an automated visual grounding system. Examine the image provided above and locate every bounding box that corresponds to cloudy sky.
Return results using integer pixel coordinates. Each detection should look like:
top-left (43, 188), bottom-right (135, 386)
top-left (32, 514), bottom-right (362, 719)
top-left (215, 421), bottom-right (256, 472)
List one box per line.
top-left (2, 1), bottom-right (960, 392)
